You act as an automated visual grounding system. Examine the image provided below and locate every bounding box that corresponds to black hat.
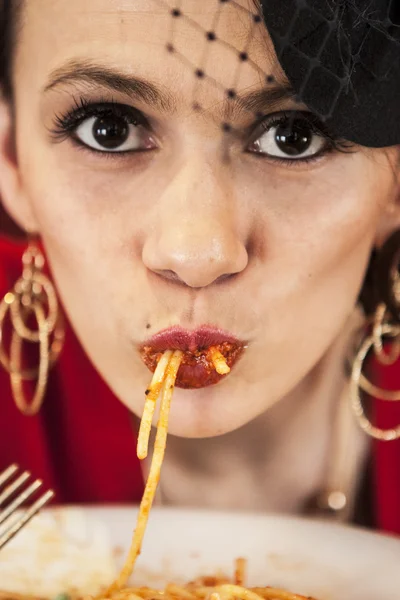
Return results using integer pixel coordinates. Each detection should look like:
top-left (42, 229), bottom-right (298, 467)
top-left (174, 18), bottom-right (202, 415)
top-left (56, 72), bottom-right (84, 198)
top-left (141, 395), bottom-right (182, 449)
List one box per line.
top-left (261, 0), bottom-right (400, 147)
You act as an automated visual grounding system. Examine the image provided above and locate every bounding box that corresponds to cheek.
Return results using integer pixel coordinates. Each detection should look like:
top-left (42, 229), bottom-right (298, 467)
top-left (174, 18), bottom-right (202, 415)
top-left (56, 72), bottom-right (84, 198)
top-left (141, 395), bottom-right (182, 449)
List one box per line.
top-left (18, 146), bottom-right (152, 274)
top-left (238, 157), bottom-right (384, 369)
top-left (17, 154), bottom-right (134, 330)
top-left (245, 156), bottom-right (384, 287)
top-left (18, 159), bottom-right (158, 405)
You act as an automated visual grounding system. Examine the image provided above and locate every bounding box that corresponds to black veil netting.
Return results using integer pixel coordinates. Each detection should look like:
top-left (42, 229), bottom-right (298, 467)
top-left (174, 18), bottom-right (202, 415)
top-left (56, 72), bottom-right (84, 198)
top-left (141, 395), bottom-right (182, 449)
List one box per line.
top-left (261, 0), bottom-right (400, 148)
top-left (156, 0), bottom-right (400, 148)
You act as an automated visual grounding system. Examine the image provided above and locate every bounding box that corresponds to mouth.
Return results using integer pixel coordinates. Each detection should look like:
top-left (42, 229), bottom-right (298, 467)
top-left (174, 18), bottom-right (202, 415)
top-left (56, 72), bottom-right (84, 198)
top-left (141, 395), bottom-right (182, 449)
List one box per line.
top-left (140, 326), bottom-right (245, 389)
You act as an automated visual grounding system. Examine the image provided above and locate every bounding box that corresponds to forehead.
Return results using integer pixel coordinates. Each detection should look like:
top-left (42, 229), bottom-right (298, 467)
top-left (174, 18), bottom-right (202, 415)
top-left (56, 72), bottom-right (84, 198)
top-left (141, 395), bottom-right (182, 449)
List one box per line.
top-left (16, 0), bottom-right (285, 106)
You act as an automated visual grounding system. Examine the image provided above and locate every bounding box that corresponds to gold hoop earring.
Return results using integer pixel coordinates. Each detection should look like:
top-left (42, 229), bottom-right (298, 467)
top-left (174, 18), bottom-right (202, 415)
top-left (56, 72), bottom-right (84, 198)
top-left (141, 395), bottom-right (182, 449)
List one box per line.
top-left (0, 244), bottom-right (65, 416)
top-left (350, 231), bottom-right (400, 441)
top-left (351, 320), bottom-right (400, 441)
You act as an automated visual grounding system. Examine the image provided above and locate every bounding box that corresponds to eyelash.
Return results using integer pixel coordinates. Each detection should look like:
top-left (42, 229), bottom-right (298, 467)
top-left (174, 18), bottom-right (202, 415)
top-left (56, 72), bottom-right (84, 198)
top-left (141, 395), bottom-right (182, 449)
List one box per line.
top-left (250, 110), bottom-right (355, 166)
top-left (49, 97), bottom-right (355, 164)
top-left (49, 96), bottom-right (149, 150)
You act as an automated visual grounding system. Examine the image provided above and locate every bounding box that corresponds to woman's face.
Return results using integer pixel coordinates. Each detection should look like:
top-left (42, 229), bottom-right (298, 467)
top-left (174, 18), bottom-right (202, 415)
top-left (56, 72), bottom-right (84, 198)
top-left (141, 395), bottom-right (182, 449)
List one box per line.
top-left (0, 0), bottom-right (398, 437)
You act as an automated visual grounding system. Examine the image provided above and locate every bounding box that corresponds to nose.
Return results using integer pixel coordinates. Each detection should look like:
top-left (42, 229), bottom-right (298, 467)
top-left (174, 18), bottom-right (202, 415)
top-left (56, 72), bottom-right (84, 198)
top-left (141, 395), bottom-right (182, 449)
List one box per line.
top-left (142, 160), bottom-right (248, 288)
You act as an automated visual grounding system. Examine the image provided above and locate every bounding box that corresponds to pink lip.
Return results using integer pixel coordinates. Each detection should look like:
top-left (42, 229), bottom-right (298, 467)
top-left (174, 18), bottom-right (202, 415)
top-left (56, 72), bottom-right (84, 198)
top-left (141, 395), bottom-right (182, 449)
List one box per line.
top-left (144, 326), bottom-right (241, 353)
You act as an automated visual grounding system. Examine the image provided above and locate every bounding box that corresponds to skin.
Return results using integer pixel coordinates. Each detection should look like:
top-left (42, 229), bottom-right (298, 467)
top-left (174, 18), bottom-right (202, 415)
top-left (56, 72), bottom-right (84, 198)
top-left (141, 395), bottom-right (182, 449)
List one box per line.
top-left (0, 0), bottom-right (399, 444)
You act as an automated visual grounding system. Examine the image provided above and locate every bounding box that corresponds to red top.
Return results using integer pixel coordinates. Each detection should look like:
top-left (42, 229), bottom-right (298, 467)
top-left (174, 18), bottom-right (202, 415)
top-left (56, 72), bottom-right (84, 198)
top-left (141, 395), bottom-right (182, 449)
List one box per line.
top-left (0, 237), bottom-right (399, 534)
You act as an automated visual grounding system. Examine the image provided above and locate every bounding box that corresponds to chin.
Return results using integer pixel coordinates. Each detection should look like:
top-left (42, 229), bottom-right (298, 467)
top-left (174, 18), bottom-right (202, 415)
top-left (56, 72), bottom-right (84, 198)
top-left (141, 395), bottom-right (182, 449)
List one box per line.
top-left (164, 385), bottom-right (258, 439)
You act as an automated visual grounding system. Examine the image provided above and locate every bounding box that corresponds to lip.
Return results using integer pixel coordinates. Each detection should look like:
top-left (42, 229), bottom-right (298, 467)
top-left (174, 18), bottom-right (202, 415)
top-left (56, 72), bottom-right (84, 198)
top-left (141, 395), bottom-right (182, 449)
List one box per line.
top-left (144, 326), bottom-right (242, 353)
top-left (140, 326), bottom-right (245, 389)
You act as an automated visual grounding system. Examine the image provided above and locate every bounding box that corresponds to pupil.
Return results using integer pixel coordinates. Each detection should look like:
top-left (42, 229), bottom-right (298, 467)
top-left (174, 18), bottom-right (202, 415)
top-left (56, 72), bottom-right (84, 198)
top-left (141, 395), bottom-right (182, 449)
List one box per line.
top-left (275, 121), bottom-right (312, 156)
top-left (93, 116), bottom-right (129, 149)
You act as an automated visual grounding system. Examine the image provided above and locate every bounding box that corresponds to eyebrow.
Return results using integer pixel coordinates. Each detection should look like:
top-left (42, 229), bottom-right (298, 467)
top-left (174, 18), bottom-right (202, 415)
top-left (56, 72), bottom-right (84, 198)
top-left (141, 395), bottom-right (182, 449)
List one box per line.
top-left (43, 59), bottom-right (297, 119)
top-left (227, 84), bottom-right (297, 120)
top-left (43, 59), bottom-right (175, 112)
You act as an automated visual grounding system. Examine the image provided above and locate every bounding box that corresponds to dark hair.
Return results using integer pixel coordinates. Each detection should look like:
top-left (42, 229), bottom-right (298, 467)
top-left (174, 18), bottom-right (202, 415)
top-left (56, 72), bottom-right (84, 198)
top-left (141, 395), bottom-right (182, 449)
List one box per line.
top-left (0, 0), bottom-right (22, 101)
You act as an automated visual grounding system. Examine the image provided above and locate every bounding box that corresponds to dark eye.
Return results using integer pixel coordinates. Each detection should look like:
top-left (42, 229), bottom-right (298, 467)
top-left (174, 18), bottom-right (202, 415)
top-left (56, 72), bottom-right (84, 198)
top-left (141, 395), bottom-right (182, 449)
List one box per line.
top-left (92, 115), bottom-right (130, 149)
top-left (248, 113), bottom-right (327, 160)
top-left (75, 114), bottom-right (155, 153)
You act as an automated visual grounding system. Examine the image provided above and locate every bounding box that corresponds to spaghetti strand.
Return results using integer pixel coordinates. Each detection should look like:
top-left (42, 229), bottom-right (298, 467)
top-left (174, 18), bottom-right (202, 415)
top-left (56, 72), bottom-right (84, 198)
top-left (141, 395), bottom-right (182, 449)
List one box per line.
top-left (137, 350), bottom-right (173, 460)
top-left (208, 347), bottom-right (231, 375)
top-left (106, 350), bottom-right (183, 595)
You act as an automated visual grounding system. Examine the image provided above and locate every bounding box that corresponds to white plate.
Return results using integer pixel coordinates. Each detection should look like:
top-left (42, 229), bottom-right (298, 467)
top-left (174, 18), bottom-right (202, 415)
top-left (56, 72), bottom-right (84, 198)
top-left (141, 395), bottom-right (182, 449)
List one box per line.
top-left (2, 506), bottom-right (400, 600)
top-left (86, 506), bottom-right (400, 600)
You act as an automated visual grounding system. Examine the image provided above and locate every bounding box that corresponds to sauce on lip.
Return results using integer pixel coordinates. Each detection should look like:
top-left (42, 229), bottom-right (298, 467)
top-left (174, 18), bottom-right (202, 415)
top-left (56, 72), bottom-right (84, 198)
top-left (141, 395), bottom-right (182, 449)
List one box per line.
top-left (140, 341), bottom-right (244, 389)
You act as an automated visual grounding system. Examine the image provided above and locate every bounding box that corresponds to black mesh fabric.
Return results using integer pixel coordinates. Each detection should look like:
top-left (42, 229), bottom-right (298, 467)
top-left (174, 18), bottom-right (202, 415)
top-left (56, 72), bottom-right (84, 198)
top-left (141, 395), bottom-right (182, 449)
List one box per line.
top-left (157, 0), bottom-right (400, 148)
top-left (262, 0), bottom-right (400, 147)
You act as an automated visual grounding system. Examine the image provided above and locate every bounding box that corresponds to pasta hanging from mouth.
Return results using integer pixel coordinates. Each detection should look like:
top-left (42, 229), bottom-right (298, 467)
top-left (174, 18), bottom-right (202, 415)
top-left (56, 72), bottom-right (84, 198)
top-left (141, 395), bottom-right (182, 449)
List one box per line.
top-left (97, 348), bottom-right (315, 600)
top-left (138, 347), bottom-right (230, 460)
top-left (137, 349), bottom-right (174, 461)
top-left (106, 349), bottom-right (184, 595)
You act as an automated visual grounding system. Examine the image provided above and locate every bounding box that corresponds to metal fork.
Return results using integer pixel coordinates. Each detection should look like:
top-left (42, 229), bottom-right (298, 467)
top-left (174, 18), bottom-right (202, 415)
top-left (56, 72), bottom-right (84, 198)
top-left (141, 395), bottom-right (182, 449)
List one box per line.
top-left (0, 464), bottom-right (55, 550)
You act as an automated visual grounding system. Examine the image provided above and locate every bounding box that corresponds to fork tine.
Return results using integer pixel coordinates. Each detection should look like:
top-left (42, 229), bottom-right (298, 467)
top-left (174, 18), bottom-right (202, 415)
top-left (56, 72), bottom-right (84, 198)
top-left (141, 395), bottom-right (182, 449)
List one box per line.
top-left (0, 489), bottom-right (54, 550)
top-left (0, 471), bottom-right (31, 505)
top-left (0, 479), bottom-right (43, 526)
top-left (0, 465), bottom-right (18, 488)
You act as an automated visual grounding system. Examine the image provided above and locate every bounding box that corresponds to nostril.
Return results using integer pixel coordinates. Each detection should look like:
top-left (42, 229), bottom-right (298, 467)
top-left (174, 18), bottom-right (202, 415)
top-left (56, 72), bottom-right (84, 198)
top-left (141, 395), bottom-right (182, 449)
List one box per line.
top-left (215, 272), bottom-right (237, 284)
top-left (152, 269), bottom-right (189, 286)
top-left (152, 268), bottom-right (239, 288)
top-left (154, 269), bottom-right (179, 281)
